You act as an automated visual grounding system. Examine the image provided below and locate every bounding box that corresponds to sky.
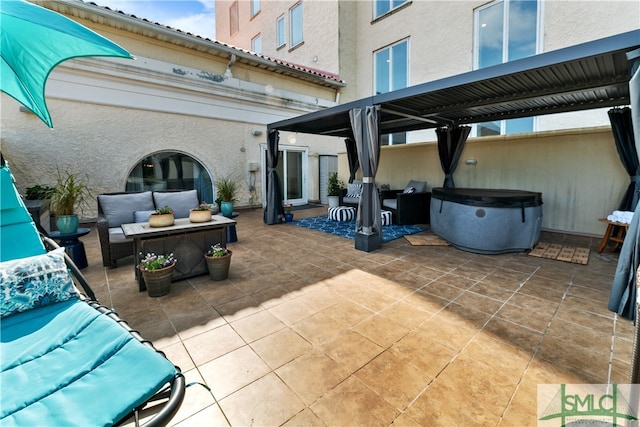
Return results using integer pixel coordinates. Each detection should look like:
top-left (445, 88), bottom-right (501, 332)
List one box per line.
top-left (94, 0), bottom-right (216, 39)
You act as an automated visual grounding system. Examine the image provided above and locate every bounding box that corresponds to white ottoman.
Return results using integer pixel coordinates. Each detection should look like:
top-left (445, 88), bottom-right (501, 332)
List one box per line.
top-left (328, 206), bottom-right (355, 221)
top-left (381, 210), bottom-right (392, 226)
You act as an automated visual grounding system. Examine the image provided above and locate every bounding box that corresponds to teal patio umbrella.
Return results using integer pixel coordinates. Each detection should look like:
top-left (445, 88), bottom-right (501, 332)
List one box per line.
top-left (0, 0), bottom-right (133, 128)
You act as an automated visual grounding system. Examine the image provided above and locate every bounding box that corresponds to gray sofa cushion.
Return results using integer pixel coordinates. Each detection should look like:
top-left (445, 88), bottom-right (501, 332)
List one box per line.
top-left (98, 191), bottom-right (154, 227)
top-left (153, 190), bottom-right (199, 219)
top-left (134, 210), bottom-right (156, 223)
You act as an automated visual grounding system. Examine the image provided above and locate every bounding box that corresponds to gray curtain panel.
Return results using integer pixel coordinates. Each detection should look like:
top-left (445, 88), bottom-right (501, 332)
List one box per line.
top-left (609, 107), bottom-right (639, 211)
top-left (265, 130), bottom-right (284, 224)
top-left (436, 125), bottom-right (471, 188)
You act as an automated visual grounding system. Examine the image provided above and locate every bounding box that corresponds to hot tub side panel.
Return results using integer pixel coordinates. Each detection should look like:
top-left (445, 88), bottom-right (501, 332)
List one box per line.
top-left (430, 197), bottom-right (543, 254)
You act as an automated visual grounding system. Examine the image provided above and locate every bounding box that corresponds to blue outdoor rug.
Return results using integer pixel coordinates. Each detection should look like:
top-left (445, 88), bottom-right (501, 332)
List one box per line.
top-left (290, 215), bottom-right (425, 242)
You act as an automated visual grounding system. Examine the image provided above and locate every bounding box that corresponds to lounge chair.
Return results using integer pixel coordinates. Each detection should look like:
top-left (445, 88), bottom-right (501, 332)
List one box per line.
top-left (0, 162), bottom-right (185, 426)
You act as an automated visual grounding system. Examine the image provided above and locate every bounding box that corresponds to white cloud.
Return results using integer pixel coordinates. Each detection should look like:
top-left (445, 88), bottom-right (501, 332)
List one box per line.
top-left (94, 0), bottom-right (216, 39)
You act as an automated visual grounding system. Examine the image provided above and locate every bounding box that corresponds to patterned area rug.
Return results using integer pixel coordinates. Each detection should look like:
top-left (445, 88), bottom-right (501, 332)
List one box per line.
top-left (404, 231), bottom-right (450, 246)
top-left (290, 215), bottom-right (424, 242)
top-left (528, 242), bottom-right (590, 265)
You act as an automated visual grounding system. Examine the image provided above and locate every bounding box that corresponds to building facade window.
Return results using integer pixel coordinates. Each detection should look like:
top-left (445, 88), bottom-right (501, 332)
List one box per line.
top-left (252, 34), bottom-right (262, 53)
top-left (290, 2), bottom-right (303, 47)
top-left (276, 15), bottom-right (285, 48)
top-left (251, 0), bottom-right (260, 17)
top-left (126, 152), bottom-right (214, 203)
top-left (229, 1), bottom-right (239, 36)
top-left (374, 39), bottom-right (408, 144)
top-left (374, 0), bottom-right (408, 19)
top-left (474, 0), bottom-right (540, 136)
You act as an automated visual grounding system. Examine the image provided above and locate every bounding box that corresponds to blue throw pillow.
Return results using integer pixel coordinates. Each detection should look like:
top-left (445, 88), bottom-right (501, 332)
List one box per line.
top-left (0, 247), bottom-right (78, 318)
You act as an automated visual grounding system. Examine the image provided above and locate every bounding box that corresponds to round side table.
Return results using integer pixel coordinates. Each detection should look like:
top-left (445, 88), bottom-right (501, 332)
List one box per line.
top-left (49, 228), bottom-right (91, 269)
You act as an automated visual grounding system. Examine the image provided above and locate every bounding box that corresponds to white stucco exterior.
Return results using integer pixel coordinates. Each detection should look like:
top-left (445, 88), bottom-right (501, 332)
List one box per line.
top-left (1, 0), bottom-right (346, 218)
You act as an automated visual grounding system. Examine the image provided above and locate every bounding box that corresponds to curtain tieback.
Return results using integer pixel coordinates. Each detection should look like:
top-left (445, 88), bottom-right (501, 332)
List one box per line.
top-left (362, 177), bottom-right (374, 183)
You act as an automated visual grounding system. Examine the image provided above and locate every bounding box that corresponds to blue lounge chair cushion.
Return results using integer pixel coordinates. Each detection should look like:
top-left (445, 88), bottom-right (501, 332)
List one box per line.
top-left (0, 298), bottom-right (178, 425)
top-left (0, 248), bottom-right (77, 318)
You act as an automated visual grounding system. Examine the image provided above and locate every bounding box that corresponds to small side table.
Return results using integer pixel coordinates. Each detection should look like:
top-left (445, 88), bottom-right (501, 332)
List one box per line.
top-left (224, 211), bottom-right (239, 242)
top-left (597, 218), bottom-right (629, 253)
top-left (49, 228), bottom-right (91, 269)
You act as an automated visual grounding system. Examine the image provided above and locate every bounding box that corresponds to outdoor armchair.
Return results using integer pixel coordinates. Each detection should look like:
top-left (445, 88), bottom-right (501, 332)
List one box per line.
top-left (381, 180), bottom-right (431, 225)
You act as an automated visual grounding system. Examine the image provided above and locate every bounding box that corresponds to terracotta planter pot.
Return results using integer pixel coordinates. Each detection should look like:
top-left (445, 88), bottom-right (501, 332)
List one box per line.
top-left (189, 209), bottom-right (212, 223)
top-left (204, 250), bottom-right (232, 281)
top-left (140, 263), bottom-right (175, 297)
top-left (149, 213), bottom-right (174, 227)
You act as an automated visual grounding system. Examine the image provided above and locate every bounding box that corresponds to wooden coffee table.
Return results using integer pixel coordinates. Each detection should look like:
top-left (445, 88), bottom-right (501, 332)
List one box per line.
top-left (121, 215), bottom-right (236, 291)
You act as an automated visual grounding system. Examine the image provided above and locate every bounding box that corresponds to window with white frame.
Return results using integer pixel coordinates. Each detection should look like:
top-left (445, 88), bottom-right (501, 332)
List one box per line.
top-left (276, 15), bottom-right (285, 48)
top-left (290, 2), bottom-right (303, 47)
top-left (251, 0), bottom-right (260, 17)
top-left (474, 0), bottom-right (540, 136)
top-left (252, 34), bottom-right (262, 53)
top-left (374, 39), bottom-right (408, 144)
top-left (374, 0), bottom-right (409, 19)
top-left (229, 1), bottom-right (239, 36)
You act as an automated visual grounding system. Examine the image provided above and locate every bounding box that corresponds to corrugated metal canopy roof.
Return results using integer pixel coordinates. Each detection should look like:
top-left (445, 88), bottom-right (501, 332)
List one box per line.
top-left (269, 30), bottom-right (640, 138)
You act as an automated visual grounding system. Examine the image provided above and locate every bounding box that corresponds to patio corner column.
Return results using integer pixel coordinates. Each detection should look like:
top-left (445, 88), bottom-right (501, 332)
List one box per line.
top-left (350, 106), bottom-right (381, 252)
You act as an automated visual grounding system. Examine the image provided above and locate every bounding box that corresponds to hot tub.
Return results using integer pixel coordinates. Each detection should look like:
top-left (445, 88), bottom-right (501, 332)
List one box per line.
top-left (430, 188), bottom-right (543, 254)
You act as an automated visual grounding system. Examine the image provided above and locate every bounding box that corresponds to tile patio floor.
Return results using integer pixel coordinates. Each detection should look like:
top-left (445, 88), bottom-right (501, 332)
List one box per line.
top-left (77, 206), bottom-right (636, 426)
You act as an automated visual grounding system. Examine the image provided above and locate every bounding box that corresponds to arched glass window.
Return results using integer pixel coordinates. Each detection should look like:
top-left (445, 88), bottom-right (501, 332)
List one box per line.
top-left (126, 152), bottom-right (214, 203)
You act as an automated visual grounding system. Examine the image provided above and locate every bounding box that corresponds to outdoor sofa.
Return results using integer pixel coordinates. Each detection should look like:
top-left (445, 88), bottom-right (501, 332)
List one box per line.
top-left (97, 189), bottom-right (200, 267)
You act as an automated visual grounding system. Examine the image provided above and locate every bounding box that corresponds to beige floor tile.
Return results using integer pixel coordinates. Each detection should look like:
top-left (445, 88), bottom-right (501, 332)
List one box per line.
top-left (281, 408), bottom-right (325, 427)
top-left (355, 349), bottom-right (430, 410)
top-left (320, 330), bottom-right (384, 373)
top-left (79, 210), bottom-right (628, 427)
top-left (292, 310), bottom-right (346, 346)
top-left (250, 327), bottom-right (312, 369)
top-left (199, 345), bottom-right (271, 400)
top-left (229, 309), bottom-right (286, 343)
top-left (219, 373), bottom-right (305, 426)
top-left (276, 349), bottom-right (349, 405)
top-left (352, 314), bottom-right (410, 348)
top-left (182, 324), bottom-right (245, 366)
top-left (310, 376), bottom-right (400, 426)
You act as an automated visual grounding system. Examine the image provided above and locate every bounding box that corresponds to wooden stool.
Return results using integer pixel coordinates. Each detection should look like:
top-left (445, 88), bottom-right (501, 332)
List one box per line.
top-left (598, 218), bottom-right (630, 253)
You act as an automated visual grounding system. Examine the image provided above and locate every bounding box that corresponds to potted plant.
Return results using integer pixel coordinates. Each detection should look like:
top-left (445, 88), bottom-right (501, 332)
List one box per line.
top-left (189, 202), bottom-right (213, 223)
top-left (327, 172), bottom-right (344, 208)
top-left (137, 252), bottom-right (177, 297)
top-left (204, 243), bottom-right (232, 281)
top-left (283, 203), bottom-right (294, 222)
top-left (149, 206), bottom-right (175, 227)
top-left (215, 175), bottom-right (237, 217)
top-left (50, 169), bottom-right (91, 234)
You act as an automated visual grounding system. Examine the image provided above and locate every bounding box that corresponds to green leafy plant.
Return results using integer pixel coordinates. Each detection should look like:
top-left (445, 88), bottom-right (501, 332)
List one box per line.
top-left (153, 206), bottom-right (174, 215)
top-left (50, 169), bottom-right (91, 216)
top-left (206, 243), bottom-right (231, 258)
top-left (192, 202), bottom-right (212, 211)
top-left (25, 184), bottom-right (55, 200)
top-left (283, 203), bottom-right (293, 214)
top-left (215, 176), bottom-right (238, 202)
top-left (327, 172), bottom-right (345, 197)
top-left (137, 252), bottom-right (177, 271)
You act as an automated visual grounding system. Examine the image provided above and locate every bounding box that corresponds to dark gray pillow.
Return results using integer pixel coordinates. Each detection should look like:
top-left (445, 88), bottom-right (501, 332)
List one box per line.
top-left (98, 192), bottom-right (154, 227)
top-left (405, 180), bottom-right (426, 193)
top-left (153, 190), bottom-right (199, 219)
